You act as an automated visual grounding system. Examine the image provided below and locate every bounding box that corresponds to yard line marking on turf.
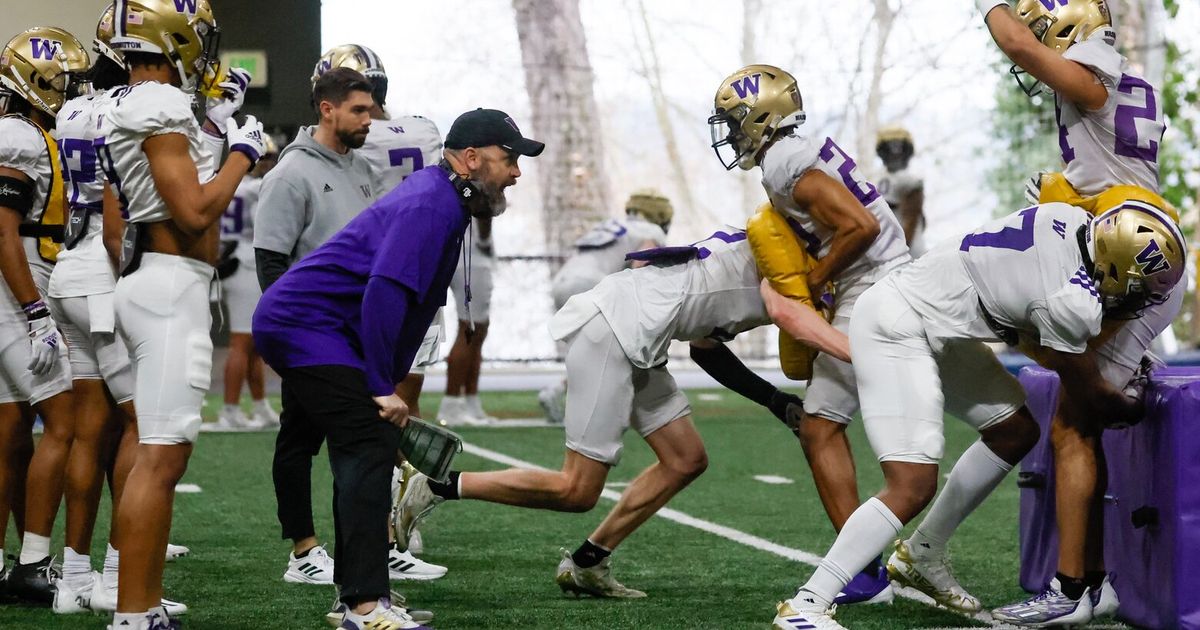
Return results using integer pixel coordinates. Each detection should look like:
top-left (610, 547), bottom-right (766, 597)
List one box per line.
top-left (175, 483), bottom-right (202, 493)
top-left (753, 474), bottom-right (794, 485)
top-left (462, 442), bottom-right (1011, 626)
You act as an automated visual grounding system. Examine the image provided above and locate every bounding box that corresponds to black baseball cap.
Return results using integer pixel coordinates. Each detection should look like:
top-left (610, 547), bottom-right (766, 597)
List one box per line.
top-left (445, 108), bottom-right (545, 157)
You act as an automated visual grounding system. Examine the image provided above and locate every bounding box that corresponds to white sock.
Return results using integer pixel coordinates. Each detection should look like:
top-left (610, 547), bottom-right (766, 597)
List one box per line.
top-left (112, 610), bottom-right (149, 629)
top-left (253, 398), bottom-right (270, 411)
top-left (223, 403), bottom-right (240, 415)
top-left (907, 440), bottom-right (1012, 558)
top-left (63, 547), bottom-right (91, 583)
top-left (19, 532), bottom-right (50, 565)
top-left (799, 497), bottom-right (903, 607)
top-left (0, 548), bottom-right (5, 571)
top-left (104, 544), bottom-right (120, 586)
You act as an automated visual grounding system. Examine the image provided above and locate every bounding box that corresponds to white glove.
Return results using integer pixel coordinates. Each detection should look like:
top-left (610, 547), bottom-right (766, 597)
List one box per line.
top-left (205, 68), bottom-right (252, 135)
top-left (226, 115), bottom-right (266, 165)
top-left (1024, 171), bottom-right (1046, 205)
top-left (23, 300), bottom-right (60, 376)
top-left (976, 0), bottom-right (1009, 20)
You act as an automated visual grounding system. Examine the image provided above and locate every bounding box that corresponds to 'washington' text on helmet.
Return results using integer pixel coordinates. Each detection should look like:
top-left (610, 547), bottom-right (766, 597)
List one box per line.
top-left (709, 64), bottom-right (805, 171)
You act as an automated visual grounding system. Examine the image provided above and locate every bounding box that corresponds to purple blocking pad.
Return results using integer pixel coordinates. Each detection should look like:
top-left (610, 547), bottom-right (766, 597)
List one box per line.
top-left (1017, 366), bottom-right (1200, 630)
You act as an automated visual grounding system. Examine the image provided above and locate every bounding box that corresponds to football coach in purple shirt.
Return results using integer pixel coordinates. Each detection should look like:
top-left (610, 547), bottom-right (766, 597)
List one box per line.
top-left (252, 108), bottom-right (543, 627)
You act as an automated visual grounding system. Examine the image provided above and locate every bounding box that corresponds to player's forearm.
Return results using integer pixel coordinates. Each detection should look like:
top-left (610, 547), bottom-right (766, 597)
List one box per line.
top-left (809, 221), bottom-right (878, 289)
top-left (0, 216), bottom-right (40, 304)
top-left (762, 281), bottom-right (850, 362)
top-left (984, 4), bottom-right (1041, 68)
top-left (181, 155), bottom-right (252, 233)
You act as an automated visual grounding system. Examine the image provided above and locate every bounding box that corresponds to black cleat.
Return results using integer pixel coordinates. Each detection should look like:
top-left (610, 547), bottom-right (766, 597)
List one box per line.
top-left (9, 556), bottom-right (60, 605)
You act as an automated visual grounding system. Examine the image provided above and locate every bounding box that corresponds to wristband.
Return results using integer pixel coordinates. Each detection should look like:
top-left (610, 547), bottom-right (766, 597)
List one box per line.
top-left (22, 299), bottom-right (49, 320)
top-left (230, 144), bottom-right (260, 167)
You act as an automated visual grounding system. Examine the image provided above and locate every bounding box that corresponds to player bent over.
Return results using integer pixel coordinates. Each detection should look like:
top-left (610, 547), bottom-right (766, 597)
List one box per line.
top-left (770, 199), bottom-right (1185, 629)
top-left (98, 1), bottom-right (264, 626)
top-left (980, 0), bottom-right (1178, 621)
top-left (397, 228), bottom-right (849, 598)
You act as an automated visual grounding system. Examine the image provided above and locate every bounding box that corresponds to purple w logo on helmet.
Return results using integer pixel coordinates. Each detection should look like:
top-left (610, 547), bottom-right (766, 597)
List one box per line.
top-left (1038, 0), bottom-right (1070, 10)
top-left (29, 37), bottom-right (62, 61)
top-left (1135, 239), bottom-right (1170, 275)
top-left (731, 74), bottom-right (761, 99)
top-left (172, 0), bottom-right (198, 14)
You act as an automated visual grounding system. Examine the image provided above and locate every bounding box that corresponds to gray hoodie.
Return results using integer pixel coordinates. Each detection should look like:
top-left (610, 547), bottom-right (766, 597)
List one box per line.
top-left (253, 126), bottom-right (379, 260)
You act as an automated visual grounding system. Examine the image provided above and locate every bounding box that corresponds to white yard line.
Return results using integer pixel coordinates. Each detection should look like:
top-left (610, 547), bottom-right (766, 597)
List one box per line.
top-left (462, 442), bottom-right (998, 623)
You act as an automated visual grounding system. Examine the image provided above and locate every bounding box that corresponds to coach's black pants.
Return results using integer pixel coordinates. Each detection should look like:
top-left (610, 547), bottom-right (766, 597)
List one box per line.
top-left (272, 365), bottom-right (399, 603)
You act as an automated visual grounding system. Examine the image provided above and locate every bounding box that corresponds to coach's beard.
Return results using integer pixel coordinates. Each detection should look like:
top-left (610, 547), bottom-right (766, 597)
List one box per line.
top-left (481, 181), bottom-right (508, 217)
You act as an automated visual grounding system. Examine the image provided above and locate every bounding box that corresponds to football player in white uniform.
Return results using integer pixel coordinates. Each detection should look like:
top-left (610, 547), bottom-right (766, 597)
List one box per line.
top-left (708, 64), bottom-right (911, 604)
top-left (0, 26), bottom-right (87, 605)
top-left (537, 189), bottom-right (673, 423)
top-left (875, 126), bottom-right (925, 256)
top-left (97, 1), bottom-right (264, 626)
top-left (216, 137), bottom-right (280, 431)
top-left (395, 228), bottom-right (849, 597)
top-left (770, 200), bottom-right (1185, 630)
top-left (979, 0), bottom-right (1180, 622)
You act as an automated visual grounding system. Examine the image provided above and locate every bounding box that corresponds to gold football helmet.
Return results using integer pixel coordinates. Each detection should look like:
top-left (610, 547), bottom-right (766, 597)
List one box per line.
top-left (109, 0), bottom-right (220, 94)
top-left (0, 27), bottom-right (90, 117)
top-left (876, 125), bottom-right (914, 171)
top-left (1089, 199), bottom-right (1186, 316)
top-left (312, 44), bottom-right (388, 105)
top-left (1011, 0), bottom-right (1113, 96)
top-left (94, 4), bottom-right (125, 68)
top-left (709, 64), bottom-right (805, 171)
top-left (625, 189), bottom-right (673, 230)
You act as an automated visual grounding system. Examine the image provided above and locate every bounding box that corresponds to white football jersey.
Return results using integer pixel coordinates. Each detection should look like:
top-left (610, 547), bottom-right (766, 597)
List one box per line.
top-left (0, 114), bottom-right (57, 286)
top-left (761, 132), bottom-right (910, 282)
top-left (94, 81), bottom-right (216, 224)
top-left (49, 92), bottom-right (118, 299)
top-left (1058, 29), bottom-right (1164, 196)
top-left (893, 202), bottom-right (1101, 354)
top-left (554, 215), bottom-right (668, 287)
top-left (222, 176), bottom-right (261, 265)
top-left (550, 230), bottom-right (770, 369)
top-left (358, 113), bottom-right (442, 195)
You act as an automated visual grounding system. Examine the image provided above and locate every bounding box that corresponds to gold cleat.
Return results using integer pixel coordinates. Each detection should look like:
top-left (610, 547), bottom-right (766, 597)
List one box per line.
top-left (886, 539), bottom-right (981, 613)
top-left (554, 549), bottom-right (646, 599)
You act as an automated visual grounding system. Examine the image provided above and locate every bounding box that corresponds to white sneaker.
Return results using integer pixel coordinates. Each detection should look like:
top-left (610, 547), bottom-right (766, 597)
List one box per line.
top-left (53, 570), bottom-right (97, 614)
top-left (252, 399), bottom-right (280, 428)
top-left (886, 539), bottom-right (981, 613)
top-left (283, 545), bottom-right (335, 585)
top-left (324, 590), bottom-right (434, 627)
top-left (337, 598), bottom-right (427, 629)
top-left (213, 406), bottom-right (254, 432)
top-left (89, 573), bottom-right (189, 616)
top-left (388, 547), bottom-right (446, 581)
top-left (394, 474), bottom-right (444, 546)
top-left (772, 593), bottom-right (846, 630)
top-left (464, 394), bottom-right (498, 423)
top-left (437, 396), bottom-right (488, 427)
top-left (537, 381), bottom-right (566, 424)
top-left (1090, 574), bottom-right (1119, 618)
top-left (165, 543), bottom-right (189, 561)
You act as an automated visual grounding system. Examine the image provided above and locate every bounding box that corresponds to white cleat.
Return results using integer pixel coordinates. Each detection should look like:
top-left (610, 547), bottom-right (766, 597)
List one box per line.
top-left (886, 539), bottom-right (981, 613)
top-left (283, 544), bottom-right (336, 585)
top-left (52, 571), bottom-right (97, 614)
top-left (336, 597), bottom-right (428, 629)
top-left (165, 543), bottom-right (189, 561)
top-left (394, 474), bottom-right (444, 546)
top-left (771, 593), bottom-right (846, 630)
top-left (89, 573), bottom-right (188, 616)
top-left (554, 548), bottom-right (645, 599)
top-left (387, 547), bottom-right (446, 581)
top-left (1090, 574), bottom-right (1119, 618)
top-left (212, 407), bottom-right (256, 432)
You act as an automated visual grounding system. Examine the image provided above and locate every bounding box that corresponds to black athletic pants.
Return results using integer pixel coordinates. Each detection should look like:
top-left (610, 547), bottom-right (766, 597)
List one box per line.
top-left (272, 365), bottom-right (399, 603)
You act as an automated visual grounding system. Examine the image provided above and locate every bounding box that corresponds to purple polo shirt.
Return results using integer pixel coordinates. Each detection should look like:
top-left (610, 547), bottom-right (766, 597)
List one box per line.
top-left (253, 166), bottom-right (467, 395)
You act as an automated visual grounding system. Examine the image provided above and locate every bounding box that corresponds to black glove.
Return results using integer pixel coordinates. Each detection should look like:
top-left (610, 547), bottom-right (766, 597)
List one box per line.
top-left (216, 240), bottom-right (240, 280)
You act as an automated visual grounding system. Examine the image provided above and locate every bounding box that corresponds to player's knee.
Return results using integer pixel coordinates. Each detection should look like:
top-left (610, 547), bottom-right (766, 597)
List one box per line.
top-left (983, 408), bottom-right (1040, 463)
top-left (796, 414), bottom-right (842, 450)
top-left (556, 483), bottom-right (600, 513)
top-left (669, 448), bottom-right (708, 481)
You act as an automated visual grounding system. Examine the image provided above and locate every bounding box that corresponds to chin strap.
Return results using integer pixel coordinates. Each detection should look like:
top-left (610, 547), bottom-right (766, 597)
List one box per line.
top-left (1076, 224), bottom-right (1094, 276)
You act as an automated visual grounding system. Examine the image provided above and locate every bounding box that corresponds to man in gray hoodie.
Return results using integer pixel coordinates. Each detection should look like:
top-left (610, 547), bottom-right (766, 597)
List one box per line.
top-left (254, 67), bottom-right (378, 289)
top-left (253, 67), bottom-right (380, 589)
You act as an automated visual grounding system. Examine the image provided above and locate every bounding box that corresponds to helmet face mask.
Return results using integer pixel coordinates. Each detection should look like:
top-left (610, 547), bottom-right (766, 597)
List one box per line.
top-left (710, 64), bottom-right (806, 171)
top-left (1010, 0), bottom-right (1113, 99)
